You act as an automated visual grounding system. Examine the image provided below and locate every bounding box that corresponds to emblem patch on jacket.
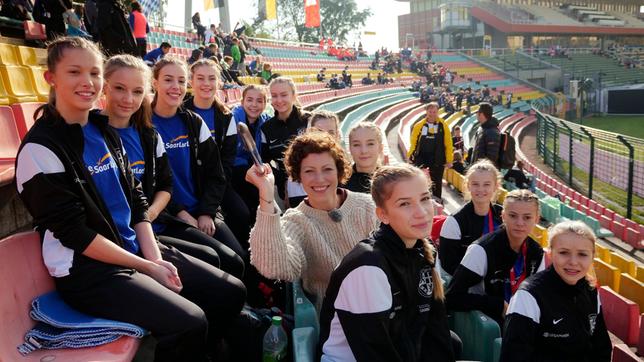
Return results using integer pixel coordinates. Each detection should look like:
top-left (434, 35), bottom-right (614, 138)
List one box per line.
top-left (418, 266), bottom-right (433, 298)
top-left (589, 314), bottom-right (597, 334)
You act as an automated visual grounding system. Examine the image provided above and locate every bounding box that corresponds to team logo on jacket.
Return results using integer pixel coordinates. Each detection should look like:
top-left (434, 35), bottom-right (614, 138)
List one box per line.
top-left (418, 266), bottom-right (433, 298)
top-left (88, 153), bottom-right (117, 175)
top-left (166, 135), bottom-right (189, 149)
top-left (589, 314), bottom-right (597, 334)
top-left (129, 160), bottom-right (145, 176)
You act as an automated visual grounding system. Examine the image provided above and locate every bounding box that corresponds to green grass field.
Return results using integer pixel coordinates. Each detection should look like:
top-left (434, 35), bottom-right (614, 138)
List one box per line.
top-left (580, 115), bottom-right (644, 139)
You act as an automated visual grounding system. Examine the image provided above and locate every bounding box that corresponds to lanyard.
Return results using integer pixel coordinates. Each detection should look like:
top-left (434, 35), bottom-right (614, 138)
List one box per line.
top-left (483, 208), bottom-right (495, 235)
top-left (505, 241), bottom-right (528, 302)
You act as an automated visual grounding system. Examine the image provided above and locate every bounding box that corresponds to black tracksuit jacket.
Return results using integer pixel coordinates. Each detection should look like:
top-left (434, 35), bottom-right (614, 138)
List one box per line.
top-left (319, 224), bottom-right (455, 362)
top-left (15, 109), bottom-right (148, 289)
top-left (501, 267), bottom-right (611, 362)
top-left (446, 227), bottom-right (545, 324)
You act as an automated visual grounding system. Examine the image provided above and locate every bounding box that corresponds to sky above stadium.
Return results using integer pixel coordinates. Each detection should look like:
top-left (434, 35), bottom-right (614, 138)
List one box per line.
top-left (166, 0), bottom-right (410, 51)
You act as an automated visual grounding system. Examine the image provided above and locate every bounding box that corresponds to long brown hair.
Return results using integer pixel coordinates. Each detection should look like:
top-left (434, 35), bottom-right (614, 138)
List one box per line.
top-left (371, 164), bottom-right (445, 301)
top-left (189, 58), bottom-right (230, 115)
top-left (104, 54), bottom-right (152, 130)
top-left (151, 56), bottom-right (187, 109)
top-left (35, 36), bottom-right (104, 121)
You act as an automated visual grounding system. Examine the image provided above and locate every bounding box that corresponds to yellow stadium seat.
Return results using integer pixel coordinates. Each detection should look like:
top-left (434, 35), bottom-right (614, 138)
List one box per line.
top-left (0, 43), bottom-right (19, 66)
top-left (609, 252), bottom-right (636, 276)
top-left (530, 225), bottom-right (548, 248)
top-left (595, 244), bottom-right (611, 264)
top-left (27, 66), bottom-right (49, 102)
top-left (497, 188), bottom-right (508, 204)
top-left (619, 273), bottom-right (643, 310)
top-left (593, 258), bottom-right (621, 292)
top-left (0, 65), bottom-right (39, 103)
top-left (0, 79), bottom-right (10, 105)
top-left (16, 46), bottom-right (45, 66)
top-left (635, 265), bottom-right (644, 283)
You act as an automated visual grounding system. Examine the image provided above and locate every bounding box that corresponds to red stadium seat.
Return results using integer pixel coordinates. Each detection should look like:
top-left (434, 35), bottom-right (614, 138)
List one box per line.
top-left (0, 232), bottom-right (141, 361)
top-left (611, 344), bottom-right (640, 362)
top-left (0, 106), bottom-right (21, 185)
top-left (598, 286), bottom-right (640, 346)
top-left (10, 102), bottom-right (43, 139)
top-left (638, 314), bottom-right (644, 354)
top-left (625, 228), bottom-right (643, 250)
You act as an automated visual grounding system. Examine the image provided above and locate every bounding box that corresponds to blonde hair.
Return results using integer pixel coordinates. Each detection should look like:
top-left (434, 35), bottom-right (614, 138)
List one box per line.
top-left (269, 76), bottom-right (300, 107)
top-left (36, 36), bottom-right (104, 121)
top-left (548, 221), bottom-right (598, 287)
top-left (371, 165), bottom-right (445, 301)
top-left (463, 159), bottom-right (502, 202)
top-left (151, 56), bottom-right (187, 108)
top-left (502, 189), bottom-right (540, 216)
top-left (309, 110), bottom-right (339, 131)
top-left (242, 85), bottom-right (268, 101)
top-left (104, 54), bottom-right (152, 129)
top-left (348, 122), bottom-right (384, 146)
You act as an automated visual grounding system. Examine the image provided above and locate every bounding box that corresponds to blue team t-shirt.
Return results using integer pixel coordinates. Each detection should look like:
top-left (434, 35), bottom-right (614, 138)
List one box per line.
top-left (152, 113), bottom-right (199, 214)
top-left (82, 122), bottom-right (139, 254)
top-left (115, 126), bottom-right (145, 181)
top-left (192, 106), bottom-right (215, 139)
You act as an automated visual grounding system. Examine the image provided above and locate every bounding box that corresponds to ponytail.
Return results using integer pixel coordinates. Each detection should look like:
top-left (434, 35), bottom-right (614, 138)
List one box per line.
top-left (422, 240), bottom-right (445, 301)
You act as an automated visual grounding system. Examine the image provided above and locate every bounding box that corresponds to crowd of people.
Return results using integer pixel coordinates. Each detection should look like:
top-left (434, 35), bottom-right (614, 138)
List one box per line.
top-left (6, 10), bottom-right (613, 357)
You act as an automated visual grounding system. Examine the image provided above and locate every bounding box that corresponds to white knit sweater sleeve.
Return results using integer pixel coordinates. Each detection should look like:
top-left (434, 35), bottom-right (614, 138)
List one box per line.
top-left (248, 208), bottom-right (308, 281)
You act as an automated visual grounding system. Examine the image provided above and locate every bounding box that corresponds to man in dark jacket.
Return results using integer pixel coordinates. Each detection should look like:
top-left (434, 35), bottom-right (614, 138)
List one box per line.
top-left (470, 102), bottom-right (501, 168)
top-left (97, 0), bottom-right (137, 56)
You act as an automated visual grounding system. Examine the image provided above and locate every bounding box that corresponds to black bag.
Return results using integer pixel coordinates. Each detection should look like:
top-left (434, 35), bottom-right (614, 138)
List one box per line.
top-left (498, 131), bottom-right (517, 169)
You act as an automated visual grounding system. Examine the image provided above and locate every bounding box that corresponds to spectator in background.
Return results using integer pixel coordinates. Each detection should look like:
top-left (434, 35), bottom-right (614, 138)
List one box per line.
top-left (317, 67), bottom-right (326, 82)
top-left (128, 1), bottom-right (149, 58)
top-left (260, 62), bottom-right (274, 84)
top-left (97, 0), bottom-right (137, 56)
top-left (361, 73), bottom-right (374, 85)
top-left (230, 37), bottom-right (241, 69)
top-left (0, 0), bottom-right (32, 20)
top-left (143, 42), bottom-right (171, 66)
top-left (470, 102), bottom-right (501, 168)
top-left (319, 37), bottom-right (325, 51)
top-left (83, 0), bottom-right (98, 39)
top-left (221, 56), bottom-right (244, 87)
top-left (452, 151), bottom-right (465, 175)
top-left (504, 161), bottom-right (531, 190)
top-left (192, 12), bottom-right (205, 43)
top-left (506, 92), bottom-right (512, 109)
top-left (248, 55), bottom-right (261, 75)
top-left (408, 102), bottom-right (454, 202)
top-left (187, 48), bottom-right (203, 65)
top-left (452, 125), bottom-right (465, 155)
top-left (63, 4), bottom-right (91, 38)
top-left (32, 0), bottom-right (69, 40)
top-left (202, 43), bottom-right (218, 60)
top-left (204, 24), bottom-right (216, 44)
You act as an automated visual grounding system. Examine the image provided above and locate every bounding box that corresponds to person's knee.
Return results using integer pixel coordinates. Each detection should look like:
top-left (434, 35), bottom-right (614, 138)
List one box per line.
top-left (223, 276), bottom-right (247, 313)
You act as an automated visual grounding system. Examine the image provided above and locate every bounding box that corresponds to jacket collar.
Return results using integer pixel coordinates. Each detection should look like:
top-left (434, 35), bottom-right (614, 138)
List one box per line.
top-left (373, 223), bottom-right (428, 265)
top-left (545, 265), bottom-right (590, 296)
top-left (481, 117), bottom-right (499, 129)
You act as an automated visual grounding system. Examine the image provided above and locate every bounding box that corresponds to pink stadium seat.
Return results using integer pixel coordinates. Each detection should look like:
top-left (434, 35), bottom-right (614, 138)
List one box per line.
top-left (598, 286), bottom-right (640, 346)
top-left (23, 21), bottom-right (46, 40)
top-left (602, 208), bottom-right (616, 221)
top-left (612, 222), bottom-right (626, 241)
top-left (0, 106), bottom-right (21, 185)
top-left (0, 232), bottom-right (140, 361)
top-left (10, 102), bottom-right (43, 139)
top-left (611, 344), bottom-right (640, 362)
top-left (638, 314), bottom-right (644, 354)
top-left (625, 228), bottom-right (643, 250)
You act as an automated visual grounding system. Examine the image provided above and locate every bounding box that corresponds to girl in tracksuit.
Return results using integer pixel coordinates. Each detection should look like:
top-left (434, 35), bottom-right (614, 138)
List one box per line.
top-left (344, 122), bottom-right (384, 193)
top-left (230, 85), bottom-right (270, 222)
top-left (102, 54), bottom-right (222, 270)
top-left (501, 220), bottom-right (611, 361)
top-left (260, 76), bottom-right (311, 206)
top-left (184, 59), bottom-right (251, 248)
top-left (319, 164), bottom-right (455, 362)
top-left (446, 189), bottom-right (546, 325)
top-left (15, 37), bottom-right (245, 362)
top-left (439, 160), bottom-right (503, 276)
top-left (150, 56), bottom-right (245, 279)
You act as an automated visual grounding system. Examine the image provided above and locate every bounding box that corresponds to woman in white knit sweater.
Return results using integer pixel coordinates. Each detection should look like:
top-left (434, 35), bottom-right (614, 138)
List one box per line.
top-left (246, 131), bottom-right (379, 309)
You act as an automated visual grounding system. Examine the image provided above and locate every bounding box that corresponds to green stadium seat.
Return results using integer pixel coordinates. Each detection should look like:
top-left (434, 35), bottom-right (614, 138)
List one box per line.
top-left (292, 327), bottom-right (315, 362)
top-left (449, 311), bottom-right (501, 362)
top-left (292, 280), bottom-right (318, 362)
top-left (560, 203), bottom-right (575, 220)
top-left (492, 337), bottom-right (502, 362)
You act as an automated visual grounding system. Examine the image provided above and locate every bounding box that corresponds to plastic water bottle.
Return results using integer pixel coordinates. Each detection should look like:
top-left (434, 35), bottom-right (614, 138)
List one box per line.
top-left (262, 316), bottom-right (287, 362)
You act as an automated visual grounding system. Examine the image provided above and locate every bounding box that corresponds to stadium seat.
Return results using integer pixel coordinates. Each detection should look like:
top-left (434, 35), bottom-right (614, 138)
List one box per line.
top-left (292, 280), bottom-right (318, 362)
top-left (624, 228), bottom-right (643, 250)
top-left (619, 273), bottom-right (644, 311)
top-left (23, 21), bottom-right (47, 40)
top-left (16, 46), bottom-right (43, 66)
top-left (598, 286), bottom-right (640, 346)
top-left (0, 232), bottom-right (140, 361)
top-left (0, 106), bottom-right (21, 185)
top-left (610, 252), bottom-right (636, 276)
top-left (595, 244), bottom-right (611, 264)
top-left (0, 78), bottom-right (10, 105)
top-left (593, 258), bottom-right (620, 292)
top-left (636, 265), bottom-right (644, 283)
top-left (0, 65), bottom-right (39, 103)
top-left (292, 327), bottom-right (315, 362)
top-left (10, 102), bottom-right (43, 139)
top-left (611, 343), bottom-right (640, 362)
top-left (26, 66), bottom-right (49, 102)
top-left (639, 314), bottom-right (644, 355)
top-left (449, 311), bottom-right (500, 362)
top-left (0, 43), bottom-right (20, 65)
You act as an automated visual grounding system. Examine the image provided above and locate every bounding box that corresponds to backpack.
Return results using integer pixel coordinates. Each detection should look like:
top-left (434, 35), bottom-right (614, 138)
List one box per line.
top-left (498, 131), bottom-right (517, 169)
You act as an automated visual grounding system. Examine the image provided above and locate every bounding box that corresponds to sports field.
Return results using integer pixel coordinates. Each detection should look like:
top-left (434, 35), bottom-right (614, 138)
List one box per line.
top-left (580, 115), bottom-right (644, 139)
